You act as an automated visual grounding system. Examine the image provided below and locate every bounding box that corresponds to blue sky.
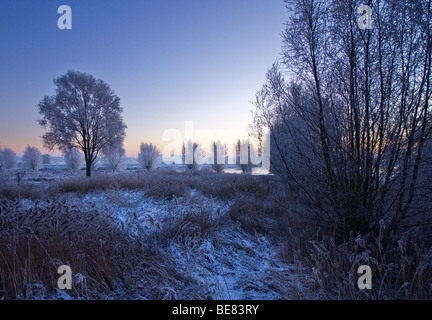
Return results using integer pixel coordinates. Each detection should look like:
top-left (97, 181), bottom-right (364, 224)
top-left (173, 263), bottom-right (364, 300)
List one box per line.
top-left (0, 0), bottom-right (287, 156)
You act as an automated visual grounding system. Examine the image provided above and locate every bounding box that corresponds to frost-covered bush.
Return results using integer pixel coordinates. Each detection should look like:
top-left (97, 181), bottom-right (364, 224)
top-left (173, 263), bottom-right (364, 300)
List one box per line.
top-left (42, 154), bottom-right (51, 165)
top-left (138, 143), bottom-right (160, 170)
top-left (103, 143), bottom-right (127, 171)
top-left (0, 146), bottom-right (17, 184)
top-left (22, 146), bottom-right (42, 171)
top-left (0, 146), bottom-right (17, 171)
top-left (64, 148), bottom-right (83, 170)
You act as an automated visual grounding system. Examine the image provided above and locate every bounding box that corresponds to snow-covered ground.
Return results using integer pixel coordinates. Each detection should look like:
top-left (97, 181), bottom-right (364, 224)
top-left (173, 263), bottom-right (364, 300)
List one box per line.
top-left (1, 167), bottom-right (315, 300)
top-left (77, 189), bottom-right (302, 300)
top-left (6, 168), bottom-right (431, 301)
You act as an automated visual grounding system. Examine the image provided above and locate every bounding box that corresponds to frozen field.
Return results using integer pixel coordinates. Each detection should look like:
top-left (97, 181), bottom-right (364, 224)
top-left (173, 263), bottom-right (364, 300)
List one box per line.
top-left (2, 166), bottom-right (431, 300)
top-left (0, 167), bottom-right (316, 300)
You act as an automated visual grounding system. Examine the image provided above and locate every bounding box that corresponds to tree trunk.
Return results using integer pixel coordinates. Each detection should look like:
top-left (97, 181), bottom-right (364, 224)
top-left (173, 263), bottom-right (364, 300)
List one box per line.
top-left (86, 159), bottom-right (92, 177)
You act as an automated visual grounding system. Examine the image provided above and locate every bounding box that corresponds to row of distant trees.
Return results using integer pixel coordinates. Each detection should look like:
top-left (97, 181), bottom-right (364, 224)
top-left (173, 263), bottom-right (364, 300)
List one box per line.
top-left (0, 145), bottom-right (45, 172)
top-left (0, 139), bottom-right (258, 174)
top-left (179, 139), bottom-right (261, 174)
top-left (0, 144), bottom-right (127, 173)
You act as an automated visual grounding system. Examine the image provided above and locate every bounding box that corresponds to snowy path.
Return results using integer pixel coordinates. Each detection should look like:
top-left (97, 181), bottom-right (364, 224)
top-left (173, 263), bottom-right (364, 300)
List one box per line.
top-left (81, 189), bottom-right (300, 300)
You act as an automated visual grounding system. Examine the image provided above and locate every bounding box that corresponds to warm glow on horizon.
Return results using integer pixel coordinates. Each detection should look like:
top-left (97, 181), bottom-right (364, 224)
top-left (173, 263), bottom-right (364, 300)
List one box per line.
top-left (2, 122), bottom-right (252, 158)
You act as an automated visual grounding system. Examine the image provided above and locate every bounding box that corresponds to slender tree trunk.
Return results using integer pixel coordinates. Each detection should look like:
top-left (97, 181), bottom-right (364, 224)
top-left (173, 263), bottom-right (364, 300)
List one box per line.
top-left (85, 159), bottom-right (91, 177)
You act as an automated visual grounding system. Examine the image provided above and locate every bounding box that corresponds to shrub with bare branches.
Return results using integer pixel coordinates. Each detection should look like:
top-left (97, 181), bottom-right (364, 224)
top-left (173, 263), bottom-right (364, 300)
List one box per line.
top-left (64, 148), bottom-right (83, 170)
top-left (22, 145), bottom-right (42, 171)
top-left (138, 143), bottom-right (160, 170)
top-left (0, 146), bottom-right (17, 171)
top-left (103, 143), bottom-right (127, 171)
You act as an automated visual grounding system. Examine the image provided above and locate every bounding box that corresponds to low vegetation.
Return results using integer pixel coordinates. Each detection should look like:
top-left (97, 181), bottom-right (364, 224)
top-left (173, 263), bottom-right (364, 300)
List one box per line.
top-left (0, 170), bottom-right (431, 299)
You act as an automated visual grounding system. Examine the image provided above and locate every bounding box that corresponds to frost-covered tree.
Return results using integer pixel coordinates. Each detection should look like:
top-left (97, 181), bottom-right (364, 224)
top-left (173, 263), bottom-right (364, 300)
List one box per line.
top-left (182, 140), bottom-right (202, 171)
top-left (212, 140), bottom-right (227, 173)
top-left (37, 70), bottom-right (127, 177)
top-left (0, 146), bottom-right (17, 171)
top-left (22, 146), bottom-right (42, 171)
top-left (103, 142), bottom-right (127, 171)
top-left (64, 148), bottom-right (83, 170)
top-left (42, 154), bottom-right (51, 165)
top-left (252, 0), bottom-right (432, 238)
top-left (138, 143), bottom-right (160, 170)
top-left (0, 146), bottom-right (17, 183)
top-left (235, 139), bottom-right (255, 174)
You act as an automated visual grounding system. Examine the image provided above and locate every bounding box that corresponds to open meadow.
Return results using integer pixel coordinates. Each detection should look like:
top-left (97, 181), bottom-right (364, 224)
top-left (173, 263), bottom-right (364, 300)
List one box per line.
top-left (1, 163), bottom-right (431, 300)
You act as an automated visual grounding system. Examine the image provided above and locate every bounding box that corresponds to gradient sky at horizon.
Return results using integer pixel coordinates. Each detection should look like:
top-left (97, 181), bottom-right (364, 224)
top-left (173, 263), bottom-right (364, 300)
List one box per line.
top-left (0, 0), bottom-right (287, 156)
